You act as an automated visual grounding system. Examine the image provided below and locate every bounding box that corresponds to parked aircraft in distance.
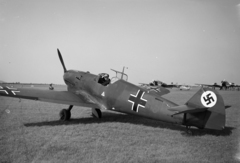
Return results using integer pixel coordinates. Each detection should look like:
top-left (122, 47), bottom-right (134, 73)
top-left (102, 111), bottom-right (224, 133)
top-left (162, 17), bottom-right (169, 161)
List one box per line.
top-left (196, 80), bottom-right (239, 90)
top-left (179, 85), bottom-right (191, 90)
top-left (0, 49), bottom-right (227, 134)
top-left (139, 80), bottom-right (176, 89)
top-left (195, 83), bottom-right (221, 90)
top-left (221, 80), bottom-right (239, 90)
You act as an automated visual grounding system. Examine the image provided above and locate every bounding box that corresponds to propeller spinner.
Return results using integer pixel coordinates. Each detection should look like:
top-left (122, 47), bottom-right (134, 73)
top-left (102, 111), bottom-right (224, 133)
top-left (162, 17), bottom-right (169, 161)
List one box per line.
top-left (57, 49), bottom-right (67, 73)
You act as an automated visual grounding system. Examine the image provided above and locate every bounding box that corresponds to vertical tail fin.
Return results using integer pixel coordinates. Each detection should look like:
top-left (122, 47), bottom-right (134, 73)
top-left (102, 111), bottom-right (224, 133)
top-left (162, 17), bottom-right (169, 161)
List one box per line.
top-left (185, 88), bottom-right (225, 130)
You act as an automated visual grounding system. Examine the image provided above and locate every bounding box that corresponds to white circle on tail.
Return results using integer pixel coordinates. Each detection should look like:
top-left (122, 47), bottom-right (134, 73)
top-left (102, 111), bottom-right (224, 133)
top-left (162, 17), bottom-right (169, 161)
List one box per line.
top-left (201, 91), bottom-right (217, 108)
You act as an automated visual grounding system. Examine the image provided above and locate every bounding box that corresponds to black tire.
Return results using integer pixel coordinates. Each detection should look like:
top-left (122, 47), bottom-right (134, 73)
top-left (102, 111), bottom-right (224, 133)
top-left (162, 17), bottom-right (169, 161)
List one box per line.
top-left (59, 109), bottom-right (71, 121)
top-left (96, 109), bottom-right (102, 118)
top-left (92, 108), bottom-right (102, 119)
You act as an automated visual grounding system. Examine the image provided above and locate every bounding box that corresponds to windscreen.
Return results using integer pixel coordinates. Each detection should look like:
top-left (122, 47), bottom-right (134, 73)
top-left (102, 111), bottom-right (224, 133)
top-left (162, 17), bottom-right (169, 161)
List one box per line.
top-left (116, 72), bottom-right (128, 81)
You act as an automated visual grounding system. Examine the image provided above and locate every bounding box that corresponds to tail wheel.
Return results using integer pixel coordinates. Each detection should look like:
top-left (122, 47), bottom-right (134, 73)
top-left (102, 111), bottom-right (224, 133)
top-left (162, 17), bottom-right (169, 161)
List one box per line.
top-left (59, 109), bottom-right (71, 121)
top-left (92, 108), bottom-right (102, 119)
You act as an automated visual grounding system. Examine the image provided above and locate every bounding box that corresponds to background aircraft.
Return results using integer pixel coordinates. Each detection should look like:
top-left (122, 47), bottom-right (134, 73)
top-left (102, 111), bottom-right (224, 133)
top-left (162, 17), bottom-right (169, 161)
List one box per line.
top-left (195, 83), bottom-right (221, 90)
top-left (0, 49), bottom-right (227, 134)
top-left (139, 80), bottom-right (177, 89)
top-left (196, 80), bottom-right (239, 90)
top-left (221, 80), bottom-right (239, 90)
top-left (178, 85), bottom-right (191, 91)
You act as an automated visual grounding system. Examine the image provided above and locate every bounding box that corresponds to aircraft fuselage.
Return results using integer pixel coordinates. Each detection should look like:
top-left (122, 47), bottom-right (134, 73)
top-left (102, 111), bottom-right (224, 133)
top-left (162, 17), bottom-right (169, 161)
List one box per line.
top-left (64, 70), bottom-right (183, 125)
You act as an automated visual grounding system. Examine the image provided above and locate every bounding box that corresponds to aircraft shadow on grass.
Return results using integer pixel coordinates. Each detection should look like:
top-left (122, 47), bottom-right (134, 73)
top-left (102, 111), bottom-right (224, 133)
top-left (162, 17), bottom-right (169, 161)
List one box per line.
top-left (24, 111), bottom-right (234, 137)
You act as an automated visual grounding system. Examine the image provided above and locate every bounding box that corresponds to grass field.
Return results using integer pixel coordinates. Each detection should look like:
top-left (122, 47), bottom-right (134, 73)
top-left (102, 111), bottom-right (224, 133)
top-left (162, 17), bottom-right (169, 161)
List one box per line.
top-left (0, 85), bottom-right (240, 163)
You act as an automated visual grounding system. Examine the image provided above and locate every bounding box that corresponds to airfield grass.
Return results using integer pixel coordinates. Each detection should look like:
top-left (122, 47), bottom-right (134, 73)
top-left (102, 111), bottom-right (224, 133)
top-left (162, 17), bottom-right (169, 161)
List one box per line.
top-left (0, 85), bottom-right (240, 163)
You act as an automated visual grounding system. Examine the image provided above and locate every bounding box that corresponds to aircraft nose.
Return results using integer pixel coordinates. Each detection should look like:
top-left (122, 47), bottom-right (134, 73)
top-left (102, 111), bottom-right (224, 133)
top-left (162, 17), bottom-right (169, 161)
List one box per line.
top-left (63, 72), bottom-right (71, 80)
top-left (63, 72), bottom-right (76, 86)
top-left (63, 72), bottom-right (73, 82)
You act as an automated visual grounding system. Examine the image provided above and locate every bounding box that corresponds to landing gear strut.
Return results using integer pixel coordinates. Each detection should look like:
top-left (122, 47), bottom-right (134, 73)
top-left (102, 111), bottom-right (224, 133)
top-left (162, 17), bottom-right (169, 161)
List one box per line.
top-left (59, 105), bottom-right (73, 121)
top-left (92, 108), bottom-right (102, 119)
top-left (182, 113), bottom-right (193, 135)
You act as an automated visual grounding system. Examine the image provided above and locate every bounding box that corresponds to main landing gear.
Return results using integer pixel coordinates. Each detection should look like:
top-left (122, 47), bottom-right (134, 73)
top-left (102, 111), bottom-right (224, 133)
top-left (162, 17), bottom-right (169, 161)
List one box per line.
top-left (59, 105), bottom-right (73, 121)
top-left (59, 106), bottom-right (102, 121)
top-left (182, 113), bottom-right (193, 135)
top-left (92, 108), bottom-right (102, 119)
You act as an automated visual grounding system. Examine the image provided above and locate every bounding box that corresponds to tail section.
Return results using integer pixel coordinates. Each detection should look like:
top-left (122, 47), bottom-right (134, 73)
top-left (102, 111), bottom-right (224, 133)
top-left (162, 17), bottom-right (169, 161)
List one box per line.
top-left (186, 88), bottom-right (225, 130)
top-left (169, 88), bottom-right (225, 130)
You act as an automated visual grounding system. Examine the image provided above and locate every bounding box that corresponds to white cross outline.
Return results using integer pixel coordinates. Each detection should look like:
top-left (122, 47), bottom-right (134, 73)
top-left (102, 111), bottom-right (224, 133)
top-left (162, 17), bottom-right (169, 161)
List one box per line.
top-left (0, 86), bottom-right (20, 95)
top-left (128, 90), bottom-right (147, 112)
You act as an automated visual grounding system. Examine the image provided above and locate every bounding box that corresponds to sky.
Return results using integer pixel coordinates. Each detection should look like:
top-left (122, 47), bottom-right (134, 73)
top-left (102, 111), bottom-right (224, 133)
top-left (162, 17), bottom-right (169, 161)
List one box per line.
top-left (1, 0), bottom-right (240, 85)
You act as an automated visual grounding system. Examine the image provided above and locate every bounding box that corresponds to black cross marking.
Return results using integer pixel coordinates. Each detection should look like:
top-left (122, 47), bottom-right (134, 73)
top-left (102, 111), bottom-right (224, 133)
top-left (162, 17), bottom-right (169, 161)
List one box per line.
top-left (0, 86), bottom-right (20, 96)
top-left (128, 90), bottom-right (147, 112)
top-left (203, 93), bottom-right (214, 105)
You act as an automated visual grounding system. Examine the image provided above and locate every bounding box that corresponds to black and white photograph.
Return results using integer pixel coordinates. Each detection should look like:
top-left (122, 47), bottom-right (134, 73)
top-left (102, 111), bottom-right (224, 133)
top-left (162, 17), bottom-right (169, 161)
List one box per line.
top-left (1, 0), bottom-right (240, 162)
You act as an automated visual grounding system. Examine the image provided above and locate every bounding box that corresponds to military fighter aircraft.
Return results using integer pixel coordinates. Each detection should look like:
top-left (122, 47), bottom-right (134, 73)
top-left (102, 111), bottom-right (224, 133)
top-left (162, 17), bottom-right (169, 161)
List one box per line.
top-left (195, 83), bottom-right (221, 90)
top-left (0, 49), bottom-right (226, 134)
top-left (139, 80), bottom-right (176, 89)
top-left (221, 81), bottom-right (238, 90)
top-left (196, 80), bottom-right (239, 90)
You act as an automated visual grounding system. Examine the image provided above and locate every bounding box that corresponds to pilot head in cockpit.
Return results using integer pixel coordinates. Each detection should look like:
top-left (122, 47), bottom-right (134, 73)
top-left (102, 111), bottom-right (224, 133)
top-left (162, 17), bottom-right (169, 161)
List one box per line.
top-left (99, 73), bottom-right (111, 86)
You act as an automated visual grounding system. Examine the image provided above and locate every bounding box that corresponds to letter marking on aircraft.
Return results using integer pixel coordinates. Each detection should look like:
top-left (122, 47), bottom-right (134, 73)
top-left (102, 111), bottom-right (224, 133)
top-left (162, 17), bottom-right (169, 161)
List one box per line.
top-left (128, 90), bottom-right (147, 112)
top-left (201, 91), bottom-right (217, 107)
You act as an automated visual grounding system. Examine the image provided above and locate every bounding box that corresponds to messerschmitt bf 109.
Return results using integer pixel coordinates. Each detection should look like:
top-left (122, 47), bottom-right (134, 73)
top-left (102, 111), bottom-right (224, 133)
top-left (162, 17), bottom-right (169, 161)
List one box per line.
top-left (0, 49), bottom-right (226, 134)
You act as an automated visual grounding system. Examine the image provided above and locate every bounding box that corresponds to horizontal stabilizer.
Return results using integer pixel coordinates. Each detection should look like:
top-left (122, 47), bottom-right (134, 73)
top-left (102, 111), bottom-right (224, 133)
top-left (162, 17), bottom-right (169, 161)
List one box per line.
top-left (187, 88), bottom-right (225, 130)
top-left (169, 105), bottom-right (207, 116)
top-left (169, 88), bottom-right (226, 130)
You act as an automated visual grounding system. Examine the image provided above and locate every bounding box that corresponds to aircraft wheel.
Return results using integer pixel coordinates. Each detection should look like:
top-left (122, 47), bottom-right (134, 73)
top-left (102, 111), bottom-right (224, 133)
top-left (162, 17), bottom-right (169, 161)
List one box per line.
top-left (186, 129), bottom-right (193, 135)
top-left (59, 109), bottom-right (71, 121)
top-left (92, 108), bottom-right (102, 119)
top-left (183, 126), bottom-right (193, 136)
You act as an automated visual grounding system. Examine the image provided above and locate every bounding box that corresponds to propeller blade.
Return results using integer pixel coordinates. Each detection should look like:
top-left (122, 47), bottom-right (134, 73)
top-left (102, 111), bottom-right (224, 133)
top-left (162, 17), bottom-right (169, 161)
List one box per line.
top-left (57, 49), bottom-right (67, 72)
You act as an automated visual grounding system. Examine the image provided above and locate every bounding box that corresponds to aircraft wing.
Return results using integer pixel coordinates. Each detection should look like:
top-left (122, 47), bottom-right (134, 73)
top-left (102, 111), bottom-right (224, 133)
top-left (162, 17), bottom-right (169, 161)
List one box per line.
top-left (195, 83), bottom-right (221, 88)
top-left (168, 105), bottom-right (207, 116)
top-left (0, 86), bottom-right (98, 108)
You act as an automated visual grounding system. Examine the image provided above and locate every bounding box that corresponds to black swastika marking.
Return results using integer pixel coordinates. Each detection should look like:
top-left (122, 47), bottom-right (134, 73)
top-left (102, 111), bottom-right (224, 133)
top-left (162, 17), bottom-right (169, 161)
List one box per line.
top-left (203, 93), bottom-right (215, 105)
